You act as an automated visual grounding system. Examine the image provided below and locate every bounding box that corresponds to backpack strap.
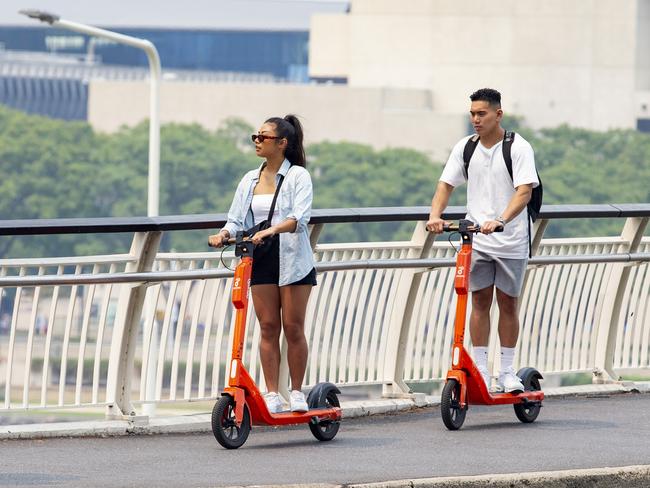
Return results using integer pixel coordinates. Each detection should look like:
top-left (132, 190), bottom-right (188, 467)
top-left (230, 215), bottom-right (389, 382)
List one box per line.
top-left (462, 134), bottom-right (480, 178)
top-left (500, 131), bottom-right (533, 257)
top-left (463, 132), bottom-right (514, 179)
top-left (502, 131), bottom-right (515, 180)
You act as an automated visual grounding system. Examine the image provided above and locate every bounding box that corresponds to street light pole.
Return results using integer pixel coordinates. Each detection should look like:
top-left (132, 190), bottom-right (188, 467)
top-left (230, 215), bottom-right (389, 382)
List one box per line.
top-left (19, 10), bottom-right (161, 217)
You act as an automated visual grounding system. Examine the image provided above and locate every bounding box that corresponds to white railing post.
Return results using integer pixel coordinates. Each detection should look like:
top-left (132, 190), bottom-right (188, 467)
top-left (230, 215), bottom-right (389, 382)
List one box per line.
top-left (382, 221), bottom-right (435, 397)
top-left (309, 223), bottom-right (324, 250)
top-left (593, 217), bottom-right (649, 383)
top-left (530, 218), bottom-right (549, 256)
top-left (105, 231), bottom-right (162, 419)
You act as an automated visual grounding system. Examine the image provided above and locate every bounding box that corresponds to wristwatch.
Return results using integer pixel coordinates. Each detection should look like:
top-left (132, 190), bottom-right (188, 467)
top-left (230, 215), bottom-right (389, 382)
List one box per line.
top-left (496, 216), bottom-right (506, 227)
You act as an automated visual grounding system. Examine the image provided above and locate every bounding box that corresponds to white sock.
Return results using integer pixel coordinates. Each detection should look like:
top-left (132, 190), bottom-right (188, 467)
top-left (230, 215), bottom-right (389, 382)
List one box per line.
top-left (473, 346), bottom-right (488, 371)
top-left (500, 347), bottom-right (516, 373)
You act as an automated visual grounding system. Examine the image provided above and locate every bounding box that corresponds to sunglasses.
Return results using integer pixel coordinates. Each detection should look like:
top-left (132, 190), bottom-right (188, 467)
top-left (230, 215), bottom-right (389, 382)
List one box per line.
top-left (251, 134), bottom-right (282, 143)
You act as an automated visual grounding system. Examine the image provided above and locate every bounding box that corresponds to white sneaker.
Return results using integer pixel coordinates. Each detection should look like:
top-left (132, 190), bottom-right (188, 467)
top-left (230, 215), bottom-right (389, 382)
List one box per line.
top-left (264, 392), bottom-right (283, 413)
top-left (498, 368), bottom-right (525, 393)
top-left (289, 390), bottom-right (309, 412)
top-left (478, 366), bottom-right (491, 391)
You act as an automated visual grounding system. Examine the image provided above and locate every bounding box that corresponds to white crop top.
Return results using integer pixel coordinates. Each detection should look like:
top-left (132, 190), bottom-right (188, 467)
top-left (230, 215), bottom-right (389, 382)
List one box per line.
top-left (251, 194), bottom-right (280, 226)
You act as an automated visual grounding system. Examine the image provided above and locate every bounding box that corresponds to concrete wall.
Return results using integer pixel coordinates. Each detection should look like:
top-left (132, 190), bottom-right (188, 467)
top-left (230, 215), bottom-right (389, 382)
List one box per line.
top-left (310, 0), bottom-right (645, 131)
top-left (87, 80), bottom-right (467, 161)
top-left (308, 14), bottom-right (350, 80)
top-left (636, 0), bottom-right (650, 91)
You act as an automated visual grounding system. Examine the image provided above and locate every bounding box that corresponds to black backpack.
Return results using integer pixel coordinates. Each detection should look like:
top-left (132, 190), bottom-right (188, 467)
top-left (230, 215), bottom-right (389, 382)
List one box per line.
top-left (463, 131), bottom-right (543, 255)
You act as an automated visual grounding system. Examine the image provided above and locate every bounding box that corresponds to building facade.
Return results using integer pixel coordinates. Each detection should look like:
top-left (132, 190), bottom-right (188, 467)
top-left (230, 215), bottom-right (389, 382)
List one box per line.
top-left (4, 0), bottom-right (650, 159)
top-left (0, 26), bottom-right (309, 80)
top-left (309, 0), bottom-right (650, 132)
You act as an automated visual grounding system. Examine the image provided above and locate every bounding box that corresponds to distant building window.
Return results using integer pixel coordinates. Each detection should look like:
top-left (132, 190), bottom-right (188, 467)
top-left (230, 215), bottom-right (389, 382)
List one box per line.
top-left (287, 64), bottom-right (309, 83)
top-left (45, 35), bottom-right (85, 51)
top-left (637, 119), bottom-right (650, 133)
top-left (309, 77), bottom-right (348, 85)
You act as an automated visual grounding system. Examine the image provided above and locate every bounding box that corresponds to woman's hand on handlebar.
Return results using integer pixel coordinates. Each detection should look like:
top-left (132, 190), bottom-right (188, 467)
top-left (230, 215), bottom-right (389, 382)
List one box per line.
top-left (251, 227), bottom-right (275, 245)
top-left (425, 217), bottom-right (447, 234)
top-left (480, 220), bottom-right (504, 235)
top-left (208, 232), bottom-right (228, 248)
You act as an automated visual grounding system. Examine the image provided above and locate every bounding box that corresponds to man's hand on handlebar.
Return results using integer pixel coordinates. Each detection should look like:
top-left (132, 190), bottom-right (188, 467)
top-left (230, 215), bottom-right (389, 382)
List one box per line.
top-left (480, 220), bottom-right (504, 235)
top-left (425, 217), bottom-right (447, 234)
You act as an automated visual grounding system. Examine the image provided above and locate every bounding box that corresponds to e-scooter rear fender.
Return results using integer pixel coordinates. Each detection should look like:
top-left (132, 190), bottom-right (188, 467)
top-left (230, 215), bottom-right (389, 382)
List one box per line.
top-left (306, 383), bottom-right (343, 422)
top-left (307, 382), bottom-right (341, 408)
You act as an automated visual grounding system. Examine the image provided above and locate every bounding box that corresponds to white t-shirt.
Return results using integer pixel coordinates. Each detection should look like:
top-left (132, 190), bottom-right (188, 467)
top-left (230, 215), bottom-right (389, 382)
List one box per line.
top-left (251, 194), bottom-right (280, 226)
top-left (439, 133), bottom-right (539, 259)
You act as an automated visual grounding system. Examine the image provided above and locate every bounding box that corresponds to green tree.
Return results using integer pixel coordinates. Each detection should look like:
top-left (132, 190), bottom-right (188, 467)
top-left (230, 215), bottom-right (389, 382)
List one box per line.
top-left (308, 142), bottom-right (441, 241)
top-left (0, 104), bottom-right (648, 257)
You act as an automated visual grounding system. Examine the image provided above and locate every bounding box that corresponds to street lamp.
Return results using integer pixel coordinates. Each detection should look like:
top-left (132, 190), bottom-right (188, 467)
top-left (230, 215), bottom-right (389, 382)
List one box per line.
top-left (19, 9), bottom-right (162, 217)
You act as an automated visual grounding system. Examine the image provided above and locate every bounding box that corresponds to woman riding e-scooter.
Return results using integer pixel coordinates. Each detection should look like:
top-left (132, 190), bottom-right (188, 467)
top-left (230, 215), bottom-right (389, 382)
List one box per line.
top-left (208, 114), bottom-right (316, 414)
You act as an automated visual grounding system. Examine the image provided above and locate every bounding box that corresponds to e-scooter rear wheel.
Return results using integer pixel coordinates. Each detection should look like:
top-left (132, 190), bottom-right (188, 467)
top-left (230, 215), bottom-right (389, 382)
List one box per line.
top-left (308, 388), bottom-right (340, 441)
top-left (212, 395), bottom-right (251, 449)
top-left (513, 367), bottom-right (543, 423)
top-left (441, 379), bottom-right (467, 430)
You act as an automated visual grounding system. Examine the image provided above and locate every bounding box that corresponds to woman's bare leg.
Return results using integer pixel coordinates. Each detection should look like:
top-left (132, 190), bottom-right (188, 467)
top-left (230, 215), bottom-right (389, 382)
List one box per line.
top-left (252, 284), bottom-right (282, 392)
top-left (279, 284), bottom-right (312, 391)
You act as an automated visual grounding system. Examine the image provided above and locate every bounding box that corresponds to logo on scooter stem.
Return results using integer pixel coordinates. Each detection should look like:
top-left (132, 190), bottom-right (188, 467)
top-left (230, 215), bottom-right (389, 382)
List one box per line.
top-left (232, 276), bottom-right (251, 298)
top-left (457, 266), bottom-right (465, 276)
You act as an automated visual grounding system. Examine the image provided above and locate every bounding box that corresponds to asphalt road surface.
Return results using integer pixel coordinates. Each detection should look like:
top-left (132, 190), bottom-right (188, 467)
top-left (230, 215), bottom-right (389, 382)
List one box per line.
top-left (1, 393), bottom-right (650, 487)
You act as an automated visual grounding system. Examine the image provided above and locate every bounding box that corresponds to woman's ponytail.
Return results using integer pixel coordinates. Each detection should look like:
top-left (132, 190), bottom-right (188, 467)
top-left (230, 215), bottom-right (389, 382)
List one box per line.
top-left (265, 114), bottom-right (306, 167)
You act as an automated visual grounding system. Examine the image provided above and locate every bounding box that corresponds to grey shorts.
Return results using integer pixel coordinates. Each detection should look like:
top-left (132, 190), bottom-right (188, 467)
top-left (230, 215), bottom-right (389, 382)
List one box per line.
top-left (470, 250), bottom-right (528, 298)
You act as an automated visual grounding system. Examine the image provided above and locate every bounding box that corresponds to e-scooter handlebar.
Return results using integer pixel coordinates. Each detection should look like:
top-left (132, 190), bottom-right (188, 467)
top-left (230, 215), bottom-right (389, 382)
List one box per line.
top-left (442, 223), bottom-right (503, 234)
top-left (442, 223), bottom-right (477, 233)
top-left (441, 221), bottom-right (504, 233)
top-left (208, 235), bottom-right (252, 248)
top-left (222, 237), bottom-right (237, 245)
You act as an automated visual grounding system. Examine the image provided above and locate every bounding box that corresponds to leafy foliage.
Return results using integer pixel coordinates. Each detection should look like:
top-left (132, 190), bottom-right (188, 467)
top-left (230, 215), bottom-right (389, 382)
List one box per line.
top-left (0, 105), bottom-right (648, 257)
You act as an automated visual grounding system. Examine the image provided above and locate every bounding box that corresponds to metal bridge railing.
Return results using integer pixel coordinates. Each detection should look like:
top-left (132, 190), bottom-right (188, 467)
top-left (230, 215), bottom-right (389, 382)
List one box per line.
top-left (0, 204), bottom-right (648, 419)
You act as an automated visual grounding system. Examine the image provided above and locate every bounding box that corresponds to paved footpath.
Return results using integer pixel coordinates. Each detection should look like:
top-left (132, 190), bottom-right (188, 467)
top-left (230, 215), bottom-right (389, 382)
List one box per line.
top-left (1, 392), bottom-right (650, 487)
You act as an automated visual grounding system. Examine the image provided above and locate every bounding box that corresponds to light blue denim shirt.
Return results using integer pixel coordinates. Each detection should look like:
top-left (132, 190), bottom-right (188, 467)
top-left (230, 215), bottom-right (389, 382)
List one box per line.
top-left (222, 158), bottom-right (315, 286)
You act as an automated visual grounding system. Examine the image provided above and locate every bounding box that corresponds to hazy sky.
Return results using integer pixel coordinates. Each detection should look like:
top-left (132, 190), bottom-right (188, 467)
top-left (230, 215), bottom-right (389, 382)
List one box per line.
top-left (0, 0), bottom-right (348, 30)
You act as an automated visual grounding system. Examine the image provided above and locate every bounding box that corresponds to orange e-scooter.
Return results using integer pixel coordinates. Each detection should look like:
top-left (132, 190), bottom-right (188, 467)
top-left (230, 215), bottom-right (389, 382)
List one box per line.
top-left (210, 232), bottom-right (341, 449)
top-left (439, 219), bottom-right (544, 430)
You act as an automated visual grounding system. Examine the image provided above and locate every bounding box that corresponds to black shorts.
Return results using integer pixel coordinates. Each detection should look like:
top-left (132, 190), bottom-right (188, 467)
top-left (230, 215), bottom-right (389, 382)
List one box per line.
top-left (250, 237), bottom-right (317, 287)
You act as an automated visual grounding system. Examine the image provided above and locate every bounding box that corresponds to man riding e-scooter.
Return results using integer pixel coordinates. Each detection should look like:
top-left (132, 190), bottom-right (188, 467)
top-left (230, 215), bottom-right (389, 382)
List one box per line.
top-left (426, 88), bottom-right (540, 393)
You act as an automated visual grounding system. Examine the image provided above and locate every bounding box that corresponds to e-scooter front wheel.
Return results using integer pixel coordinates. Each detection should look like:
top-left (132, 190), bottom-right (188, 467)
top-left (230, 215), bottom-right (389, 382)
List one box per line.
top-left (513, 367), bottom-right (543, 423)
top-left (212, 395), bottom-right (251, 449)
top-left (441, 379), bottom-right (467, 430)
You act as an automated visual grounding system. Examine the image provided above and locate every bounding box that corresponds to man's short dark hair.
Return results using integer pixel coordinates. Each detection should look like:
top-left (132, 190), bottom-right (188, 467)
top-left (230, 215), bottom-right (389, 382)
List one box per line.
top-left (470, 88), bottom-right (501, 108)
